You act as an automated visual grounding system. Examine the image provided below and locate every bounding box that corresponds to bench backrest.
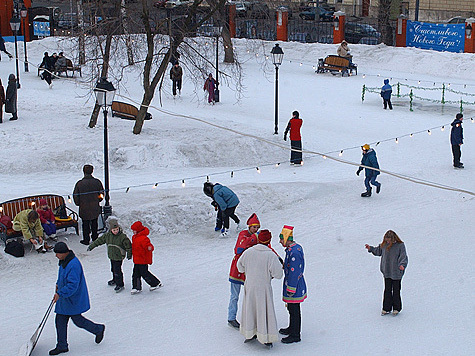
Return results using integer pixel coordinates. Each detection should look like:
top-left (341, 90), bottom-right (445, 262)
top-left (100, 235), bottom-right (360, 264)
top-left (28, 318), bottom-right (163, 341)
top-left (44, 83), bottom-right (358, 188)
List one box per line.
top-left (324, 55), bottom-right (350, 67)
top-left (0, 195), bottom-right (66, 219)
top-left (112, 101), bottom-right (139, 117)
top-left (66, 58), bottom-right (73, 68)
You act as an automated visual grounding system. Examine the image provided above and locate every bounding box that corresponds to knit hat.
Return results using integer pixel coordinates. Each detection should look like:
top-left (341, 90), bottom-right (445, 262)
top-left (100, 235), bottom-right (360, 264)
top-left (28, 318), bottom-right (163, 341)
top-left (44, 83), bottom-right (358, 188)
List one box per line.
top-left (257, 229), bottom-right (272, 244)
top-left (456, 113), bottom-right (463, 119)
top-left (131, 221), bottom-right (146, 232)
top-left (279, 225), bottom-right (294, 245)
top-left (39, 198), bottom-right (47, 206)
top-left (108, 219), bottom-right (119, 230)
top-left (362, 144), bottom-right (370, 151)
top-left (53, 242), bottom-right (69, 253)
top-left (83, 164), bottom-right (94, 175)
top-left (246, 213), bottom-right (260, 227)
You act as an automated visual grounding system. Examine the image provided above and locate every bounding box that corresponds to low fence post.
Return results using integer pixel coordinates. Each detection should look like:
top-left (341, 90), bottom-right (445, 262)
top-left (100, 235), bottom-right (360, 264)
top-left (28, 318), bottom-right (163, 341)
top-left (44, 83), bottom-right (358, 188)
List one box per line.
top-left (397, 82), bottom-right (400, 97)
top-left (460, 99), bottom-right (463, 113)
top-left (362, 84), bottom-right (365, 102)
top-left (441, 83), bottom-right (445, 104)
top-left (409, 89), bottom-right (413, 111)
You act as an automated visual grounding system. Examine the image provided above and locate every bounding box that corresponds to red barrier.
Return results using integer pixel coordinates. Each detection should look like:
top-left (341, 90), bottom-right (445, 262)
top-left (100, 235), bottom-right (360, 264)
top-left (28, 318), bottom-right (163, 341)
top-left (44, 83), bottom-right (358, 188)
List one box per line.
top-left (276, 9), bottom-right (288, 41)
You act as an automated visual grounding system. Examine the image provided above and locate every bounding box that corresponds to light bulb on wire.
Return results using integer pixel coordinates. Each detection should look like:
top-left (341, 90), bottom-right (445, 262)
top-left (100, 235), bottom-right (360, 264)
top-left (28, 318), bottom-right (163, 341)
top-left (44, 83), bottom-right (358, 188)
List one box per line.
top-left (181, 180), bottom-right (185, 188)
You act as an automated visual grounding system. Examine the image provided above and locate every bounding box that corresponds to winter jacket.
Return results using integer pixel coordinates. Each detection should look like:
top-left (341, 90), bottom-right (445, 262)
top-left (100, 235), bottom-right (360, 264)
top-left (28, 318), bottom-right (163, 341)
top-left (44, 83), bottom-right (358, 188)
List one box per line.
top-left (284, 117), bottom-right (303, 141)
top-left (229, 229), bottom-right (259, 284)
top-left (450, 119), bottom-right (463, 145)
top-left (368, 242), bottom-right (408, 280)
top-left (0, 82), bottom-right (5, 106)
top-left (381, 80), bottom-right (392, 100)
top-left (88, 229), bottom-right (132, 261)
top-left (283, 242), bottom-right (307, 303)
top-left (55, 56), bottom-right (67, 71)
top-left (73, 174), bottom-right (104, 220)
top-left (40, 54), bottom-right (55, 71)
top-left (204, 77), bottom-right (216, 92)
top-left (360, 149), bottom-right (380, 177)
top-left (337, 43), bottom-right (350, 57)
top-left (170, 65), bottom-right (183, 80)
top-left (212, 184), bottom-right (239, 211)
top-left (12, 209), bottom-right (44, 240)
top-left (37, 207), bottom-right (55, 224)
top-left (55, 251), bottom-right (91, 315)
top-left (132, 227), bottom-right (154, 265)
top-left (5, 74), bottom-right (17, 114)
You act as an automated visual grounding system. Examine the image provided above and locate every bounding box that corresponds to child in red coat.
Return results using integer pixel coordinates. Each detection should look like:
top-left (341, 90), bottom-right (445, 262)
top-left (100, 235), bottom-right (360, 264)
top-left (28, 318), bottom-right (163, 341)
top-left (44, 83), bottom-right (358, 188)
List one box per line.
top-left (130, 221), bottom-right (162, 295)
top-left (37, 198), bottom-right (57, 239)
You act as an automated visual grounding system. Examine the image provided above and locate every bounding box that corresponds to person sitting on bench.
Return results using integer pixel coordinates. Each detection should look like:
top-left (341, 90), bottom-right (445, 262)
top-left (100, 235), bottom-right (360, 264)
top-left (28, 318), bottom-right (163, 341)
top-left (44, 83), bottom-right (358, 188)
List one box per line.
top-left (12, 209), bottom-right (51, 253)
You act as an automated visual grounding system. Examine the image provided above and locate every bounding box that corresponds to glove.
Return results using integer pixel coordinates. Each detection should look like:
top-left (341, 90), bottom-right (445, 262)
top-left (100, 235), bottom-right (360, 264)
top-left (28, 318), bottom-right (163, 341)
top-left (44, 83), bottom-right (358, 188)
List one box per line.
top-left (283, 135), bottom-right (287, 141)
top-left (356, 169), bottom-right (361, 176)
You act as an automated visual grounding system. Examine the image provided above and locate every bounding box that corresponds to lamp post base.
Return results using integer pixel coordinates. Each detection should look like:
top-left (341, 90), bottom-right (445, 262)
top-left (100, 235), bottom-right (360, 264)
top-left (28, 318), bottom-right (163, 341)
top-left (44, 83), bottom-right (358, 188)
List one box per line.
top-left (103, 205), bottom-right (113, 220)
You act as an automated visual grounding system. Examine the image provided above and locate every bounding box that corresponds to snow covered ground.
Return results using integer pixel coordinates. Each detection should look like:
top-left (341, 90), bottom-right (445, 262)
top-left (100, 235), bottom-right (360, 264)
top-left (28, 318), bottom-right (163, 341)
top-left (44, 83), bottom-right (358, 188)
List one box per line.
top-left (0, 37), bottom-right (474, 356)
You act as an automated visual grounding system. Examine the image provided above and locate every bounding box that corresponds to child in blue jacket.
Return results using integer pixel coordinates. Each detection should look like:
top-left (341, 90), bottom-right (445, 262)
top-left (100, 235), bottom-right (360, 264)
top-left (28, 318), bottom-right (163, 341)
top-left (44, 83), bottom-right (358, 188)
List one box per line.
top-left (381, 79), bottom-right (393, 110)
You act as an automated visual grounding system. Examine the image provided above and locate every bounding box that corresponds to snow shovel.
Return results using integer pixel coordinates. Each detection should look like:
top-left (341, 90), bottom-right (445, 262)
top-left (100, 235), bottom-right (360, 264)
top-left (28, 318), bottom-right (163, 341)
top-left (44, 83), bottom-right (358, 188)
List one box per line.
top-left (18, 299), bottom-right (54, 356)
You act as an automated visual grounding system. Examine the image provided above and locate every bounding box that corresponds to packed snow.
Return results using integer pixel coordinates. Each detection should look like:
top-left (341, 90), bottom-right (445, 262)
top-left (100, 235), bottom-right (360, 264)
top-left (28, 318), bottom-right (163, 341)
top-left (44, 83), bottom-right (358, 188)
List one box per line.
top-left (0, 36), bottom-right (474, 356)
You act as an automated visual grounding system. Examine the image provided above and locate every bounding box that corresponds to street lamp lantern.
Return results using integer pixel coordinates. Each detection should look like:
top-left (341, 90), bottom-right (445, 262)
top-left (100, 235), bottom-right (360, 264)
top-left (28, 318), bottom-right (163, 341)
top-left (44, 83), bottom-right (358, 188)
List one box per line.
top-left (93, 77), bottom-right (116, 219)
top-left (9, 16), bottom-right (21, 88)
top-left (270, 44), bottom-right (284, 134)
top-left (20, 5), bottom-right (29, 72)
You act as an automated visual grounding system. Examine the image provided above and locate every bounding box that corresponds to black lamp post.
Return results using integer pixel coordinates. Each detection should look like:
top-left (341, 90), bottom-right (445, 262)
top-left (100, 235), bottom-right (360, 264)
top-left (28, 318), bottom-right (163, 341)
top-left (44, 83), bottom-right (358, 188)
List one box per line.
top-left (9, 16), bottom-right (21, 88)
top-left (93, 78), bottom-right (116, 219)
top-left (20, 5), bottom-right (29, 72)
top-left (215, 22), bottom-right (223, 103)
top-left (270, 43), bottom-right (284, 134)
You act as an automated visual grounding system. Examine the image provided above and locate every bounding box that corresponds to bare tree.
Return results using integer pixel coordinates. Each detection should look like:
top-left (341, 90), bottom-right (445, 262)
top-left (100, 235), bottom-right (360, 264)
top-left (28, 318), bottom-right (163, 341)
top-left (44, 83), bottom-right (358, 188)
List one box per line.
top-left (378, 0), bottom-right (393, 45)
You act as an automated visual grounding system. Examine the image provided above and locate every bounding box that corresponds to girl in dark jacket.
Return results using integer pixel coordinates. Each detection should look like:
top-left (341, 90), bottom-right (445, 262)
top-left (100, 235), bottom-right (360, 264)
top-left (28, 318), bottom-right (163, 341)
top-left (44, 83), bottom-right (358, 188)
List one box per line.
top-left (365, 230), bottom-right (408, 316)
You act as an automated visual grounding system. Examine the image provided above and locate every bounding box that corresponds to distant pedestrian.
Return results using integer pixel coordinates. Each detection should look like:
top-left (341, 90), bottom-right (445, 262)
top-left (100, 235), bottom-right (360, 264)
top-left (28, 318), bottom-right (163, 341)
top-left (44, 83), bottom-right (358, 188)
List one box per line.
top-left (49, 242), bottom-right (105, 355)
top-left (237, 229), bottom-right (283, 348)
top-left (87, 218), bottom-right (132, 293)
top-left (39, 52), bottom-right (54, 87)
top-left (203, 182), bottom-right (240, 237)
top-left (73, 165), bottom-right (104, 245)
top-left (5, 73), bottom-right (18, 120)
top-left (279, 225), bottom-right (307, 344)
top-left (0, 78), bottom-right (5, 123)
top-left (365, 230), bottom-right (408, 316)
top-left (227, 213), bottom-right (260, 329)
top-left (130, 221), bottom-right (162, 294)
top-left (204, 73), bottom-right (217, 104)
top-left (380, 79), bottom-right (393, 110)
top-left (0, 35), bottom-right (13, 60)
top-left (170, 61), bottom-right (183, 97)
top-left (284, 110), bottom-right (303, 165)
top-left (356, 144), bottom-right (381, 197)
top-left (450, 112), bottom-right (464, 169)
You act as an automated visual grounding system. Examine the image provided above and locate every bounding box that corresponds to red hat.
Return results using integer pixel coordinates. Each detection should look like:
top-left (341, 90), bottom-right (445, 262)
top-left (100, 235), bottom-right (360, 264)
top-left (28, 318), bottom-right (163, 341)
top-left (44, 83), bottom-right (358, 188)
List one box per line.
top-left (257, 229), bottom-right (272, 244)
top-left (39, 199), bottom-right (47, 206)
top-left (246, 213), bottom-right (260, 227)
top-left (131, 221), bottom-right (146, 232)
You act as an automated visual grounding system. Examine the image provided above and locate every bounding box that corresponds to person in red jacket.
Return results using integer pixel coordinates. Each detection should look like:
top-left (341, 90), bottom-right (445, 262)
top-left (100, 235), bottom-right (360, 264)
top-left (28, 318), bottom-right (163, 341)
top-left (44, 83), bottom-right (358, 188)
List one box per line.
top-left (227, 213), bottom-right (260, 328)
top-left (130, 221), bottom-right (162, 295)
top-left (37, 198), bottom-right (57, 239)
top-left (284, 111), bottom-right (303, 165)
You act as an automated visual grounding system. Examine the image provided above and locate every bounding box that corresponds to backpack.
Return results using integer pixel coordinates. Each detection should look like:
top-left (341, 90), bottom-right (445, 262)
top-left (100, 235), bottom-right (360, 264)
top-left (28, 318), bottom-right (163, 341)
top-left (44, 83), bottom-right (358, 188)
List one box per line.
top-left (0, 215), bottom-right (13, 229)
top-left (4, 238), bottom-right (24, 257)
top-left (53, 204), bottom-right (68, 219)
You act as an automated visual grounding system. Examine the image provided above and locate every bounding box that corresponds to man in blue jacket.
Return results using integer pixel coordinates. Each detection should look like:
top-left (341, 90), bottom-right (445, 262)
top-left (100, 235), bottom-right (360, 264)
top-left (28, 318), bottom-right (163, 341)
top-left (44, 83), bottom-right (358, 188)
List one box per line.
top-left (203, 182), bottom-right (240, 237)
top-left (49, 242), bottom-right (105, 355)
top-left (356, 144), bottom-right (381, 197)
top-left (450, 113), bottom-right (464, 169)
top-left (380, 79), bottom-right (392, 110)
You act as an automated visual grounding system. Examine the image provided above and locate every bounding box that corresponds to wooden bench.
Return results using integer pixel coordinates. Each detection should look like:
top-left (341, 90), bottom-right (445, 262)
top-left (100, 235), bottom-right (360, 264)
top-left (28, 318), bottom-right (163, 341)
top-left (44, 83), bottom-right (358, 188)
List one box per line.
top-left (111, 101), bottom-right (152, 121)
top-left (37, 59), bottom-right (82, 78)
top-left (316, 55), bottom-right (357, 77)
top-left (0, 194), bottom-right (79, 244)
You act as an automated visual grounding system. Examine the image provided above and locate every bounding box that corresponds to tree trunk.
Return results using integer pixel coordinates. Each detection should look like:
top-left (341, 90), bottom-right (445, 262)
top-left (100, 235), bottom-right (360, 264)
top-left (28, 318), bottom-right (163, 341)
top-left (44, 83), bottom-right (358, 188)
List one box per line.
top-left (378, 0), bottom-right (393, 45)
top-left (222, 25), bottom-right (234, 63)
top-left (121, 0), bottom-right (134, 65)
top-left (77, 0), bottom-right (86, 64)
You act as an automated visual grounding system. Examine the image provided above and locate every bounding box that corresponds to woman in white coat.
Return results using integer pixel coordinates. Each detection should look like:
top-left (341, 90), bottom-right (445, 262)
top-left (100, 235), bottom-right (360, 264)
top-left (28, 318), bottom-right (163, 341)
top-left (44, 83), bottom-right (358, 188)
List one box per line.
top-left (237, 229), bottom-right (283, 348)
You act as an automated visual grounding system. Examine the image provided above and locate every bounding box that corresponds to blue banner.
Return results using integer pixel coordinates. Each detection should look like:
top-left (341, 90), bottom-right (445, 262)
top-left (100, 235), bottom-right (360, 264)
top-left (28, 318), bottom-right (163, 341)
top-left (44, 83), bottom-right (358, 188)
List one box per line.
top-left (406, 21), bottom-right (465, 53)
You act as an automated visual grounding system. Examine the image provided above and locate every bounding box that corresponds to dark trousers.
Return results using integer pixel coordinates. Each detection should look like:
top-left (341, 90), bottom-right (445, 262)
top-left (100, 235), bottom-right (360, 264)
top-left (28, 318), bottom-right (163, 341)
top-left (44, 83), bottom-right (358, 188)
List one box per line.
top-left (110, 260), bottom-right (124, 287)
top-left (364, 175), bottom-right (381, 191)
top-left (451, 144), bottom-right (462, 167)
top-left (55, 313), bottom-right (103, 350)
top-left (215, 208), bottom-right (223, 230)
top-left (172, 79), bottom-right (182, 96)
top-left (383, 278), bottom-right (402, 312)
top-left (42, 70), bottom-right (52, 85)
top-left (222, 206), bottom-right (239, 229)
top-left (290, 140), bottom-right (302, 164)
top-left (82, 218), bottom-right (98, 243)
top-left (383, 98), bottom-right (392, 110)
top-left (287, 302), bottom-right (301, 337)
top-left (132, 264), bottom-right (160, 290)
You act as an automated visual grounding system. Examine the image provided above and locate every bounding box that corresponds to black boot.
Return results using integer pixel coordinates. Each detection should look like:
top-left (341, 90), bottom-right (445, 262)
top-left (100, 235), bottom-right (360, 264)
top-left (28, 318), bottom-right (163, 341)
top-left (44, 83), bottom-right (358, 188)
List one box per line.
top-left (281, 335), bottom-right (301, 344)
top-left (361, 188), bottom-right (372, 197)
top-left (279, 327), bottom-right (291, 335)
